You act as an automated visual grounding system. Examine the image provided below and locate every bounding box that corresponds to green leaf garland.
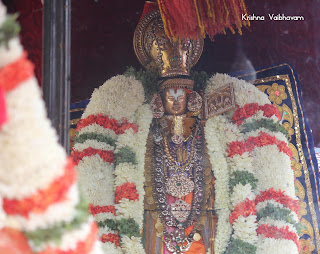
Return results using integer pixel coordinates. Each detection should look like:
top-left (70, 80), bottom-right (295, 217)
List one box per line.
top-left (229, 171), bottom-right (258, 192)
top-left (257, 202), bottom-right (299, 229)
top-left (241, 119), bottom-right (287, 136)
top-left (226, 238), bottom-right (257, 254)
top-left (115, 146), bottom-right (137, 165)
top-left (98, 218), bottom-right (140, 238)
top-left (74, 132), bottom-right (116, 147)
top-left (124, 67), bottom-right (211, 102)
top-left (24, 196), bottom-right (90, 247)
top-left (0, 14), bottom-right (20, 48)
top-left (124, 67), bottom-right (159, 103)
top-left (190, 70), bottom-right (209, 92)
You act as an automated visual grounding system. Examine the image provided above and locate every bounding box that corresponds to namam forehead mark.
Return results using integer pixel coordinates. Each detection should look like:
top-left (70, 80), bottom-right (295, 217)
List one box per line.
top-left (167, 89), bottom-right (185, 100)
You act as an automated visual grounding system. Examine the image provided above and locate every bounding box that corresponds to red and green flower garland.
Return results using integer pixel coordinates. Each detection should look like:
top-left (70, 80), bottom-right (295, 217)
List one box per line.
top-left (72, 76), bottom-right (152, 253)
top-left (0, 4), bottom-right (102, 253)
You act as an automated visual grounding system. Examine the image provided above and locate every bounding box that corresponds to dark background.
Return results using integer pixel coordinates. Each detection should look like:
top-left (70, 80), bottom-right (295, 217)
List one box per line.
top-left (3, 0), bottom-right (320, 146)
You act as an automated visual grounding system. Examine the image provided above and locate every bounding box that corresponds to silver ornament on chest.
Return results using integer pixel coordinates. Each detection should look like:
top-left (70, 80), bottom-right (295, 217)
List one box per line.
top-left (170, 199), bottom-right (191, 223)
top-left (166, 174), bottom-right (194, 198)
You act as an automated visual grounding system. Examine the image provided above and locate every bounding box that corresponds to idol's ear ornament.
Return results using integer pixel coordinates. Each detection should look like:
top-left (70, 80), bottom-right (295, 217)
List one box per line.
top-left (150, 93), bottom-right (164, 118)
top-left (187, 91), bottom-right (202, 112)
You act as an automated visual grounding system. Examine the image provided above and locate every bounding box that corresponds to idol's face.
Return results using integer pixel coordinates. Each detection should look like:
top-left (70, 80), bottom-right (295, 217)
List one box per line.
top-left (163, 88), bottom-right (187, 115)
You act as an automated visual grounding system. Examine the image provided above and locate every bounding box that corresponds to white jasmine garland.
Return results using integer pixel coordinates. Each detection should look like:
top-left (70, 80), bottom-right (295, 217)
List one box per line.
top-left (204, 73), bottom-right (299, 254)
top-left (251, 145), bottom-right (295, 197)
top-left (215, 210), bottom-right (232, 254)
top-left (73, 139), bottom-right (114, 152)
top-left (98, 225), bottom-right (117, 237)
top-left (115, 129), bottom-right (138, 151)
top-left (115, 200), bottom-right (143, 230)
top-left (77, 156), bottom-right (115, 206)
top-left (94, 212), bottom-right (116, 223)
top-left (230, 183), bottom-right (255, 208)
top-left (205, 116), bottom-right (232, 254)
top-left (0, 78), bottom-right (66, 199)
top-left (228, 153), bottom-right (254, 174)
top-left (232, 215), bottom-right (258, 244)
top-left (225, 123), bottom-right (243, 142)
top-left (82, 75), bottom-right (145, 121)
top-left (121, 236), bottom-right (145, 254)
top-left (0, 38), bottom-right (23, 68)
top-left (114, 163), bottom-right (140, 187)
top-left (4, 184), bottom-right (79, 231)
top-left (256, 237), bottom-right (299, 254)
top-left (101, 242), bottom-right (123, 254)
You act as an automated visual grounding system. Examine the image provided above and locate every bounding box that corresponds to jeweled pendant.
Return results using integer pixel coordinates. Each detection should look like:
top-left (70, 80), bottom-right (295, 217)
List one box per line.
top-left (170, 199), bottom-right (190, 223)
top-left (166, 174), bottom-right (194, 198)
top-left (172, 134), bottom-right (184, 144)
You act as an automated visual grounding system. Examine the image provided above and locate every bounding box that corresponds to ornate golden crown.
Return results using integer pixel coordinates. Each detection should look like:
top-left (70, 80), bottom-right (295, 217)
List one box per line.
top-left (133, 7), bottom-right (204, 91)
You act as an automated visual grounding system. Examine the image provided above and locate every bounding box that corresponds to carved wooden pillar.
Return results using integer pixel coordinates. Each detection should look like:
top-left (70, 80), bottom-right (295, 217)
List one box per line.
top-left (42, 0), bottom-right (71, 152)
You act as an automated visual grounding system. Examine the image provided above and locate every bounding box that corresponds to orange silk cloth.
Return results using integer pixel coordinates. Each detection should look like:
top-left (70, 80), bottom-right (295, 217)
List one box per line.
top-left (180, 193), bottom-right (206, 254)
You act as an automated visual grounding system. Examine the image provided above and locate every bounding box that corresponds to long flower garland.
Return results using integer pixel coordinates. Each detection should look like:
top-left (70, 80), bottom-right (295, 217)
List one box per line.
top-left (72, 75), bottom-right (152, 253)
top-left (73, 71), bottom-right (299, 253)
top-left (205, 73), bottom-right (299, 254)
top-left (0, 3), bottom-right (102, 253)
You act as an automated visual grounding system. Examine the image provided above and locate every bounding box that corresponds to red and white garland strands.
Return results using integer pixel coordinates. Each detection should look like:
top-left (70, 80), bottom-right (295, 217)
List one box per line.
top-left (0, 2), bottom-right (102, 253)
top-left (205, 74), bottom-right (299, 254)
top-left (73, 69), bottom-right (300, 253)
top-left (72, 75), bottom-right (152, 253)
top-left (73, 73), bottom-right (299, 253)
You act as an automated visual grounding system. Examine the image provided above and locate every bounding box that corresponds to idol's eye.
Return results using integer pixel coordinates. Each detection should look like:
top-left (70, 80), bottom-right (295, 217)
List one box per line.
top-left (177, 96), bottom-right (184, 101)
top-left (168, 96), bottom-right (175, 101)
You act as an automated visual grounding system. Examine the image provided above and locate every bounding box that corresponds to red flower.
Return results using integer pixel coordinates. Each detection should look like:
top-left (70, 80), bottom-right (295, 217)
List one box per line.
top-left (232, 103), bottom-right (260, 126)
top-left (100, 233), bottom-right (120, 247)
top-left (89, 204), bottom-right (116, 216)
top-left (71, 147), bottom-right (115, 166)
top-left (227, 141), bottom-right (248, 157)
top-left (227, 132), bottom-right (292, 158)
top-left (3, 159), bottom-right (76, 218)
top-left (0, 52), bottom-right (34, 92)
top-left (232, 103), bottom-right (281, 126)
top-left (76, 114), bottom-right (138, 135)
top-left (115, 182), bottom-right (139, 204)
top-left (260, 104), bottom-right (281, 120)
top-left (257, 224), bottom-right (299, 249)
top-left (229, 199), bottom-right (257, 224)
top-left (255, 188), bottom-right (299, 216)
